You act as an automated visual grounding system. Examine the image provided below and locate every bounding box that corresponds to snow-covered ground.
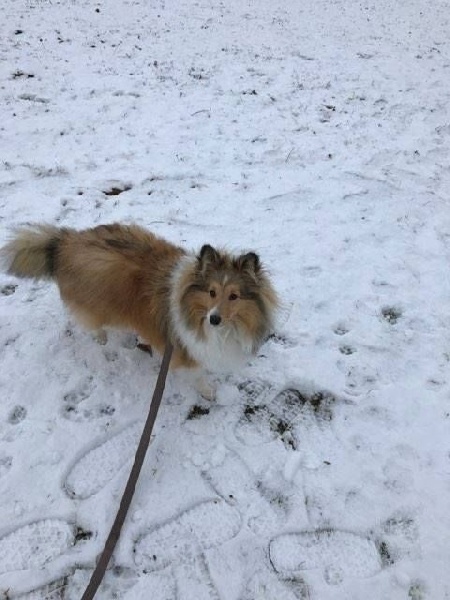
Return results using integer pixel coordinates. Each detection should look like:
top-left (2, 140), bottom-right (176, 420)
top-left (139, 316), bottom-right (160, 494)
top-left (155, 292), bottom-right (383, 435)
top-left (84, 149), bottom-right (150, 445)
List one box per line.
top-left (1, 0), bottom-right (450, 597)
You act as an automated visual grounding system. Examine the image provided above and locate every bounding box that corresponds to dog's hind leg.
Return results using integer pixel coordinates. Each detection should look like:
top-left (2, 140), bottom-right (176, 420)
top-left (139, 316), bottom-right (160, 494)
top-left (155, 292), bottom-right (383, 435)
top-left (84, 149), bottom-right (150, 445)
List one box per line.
top-left (65, 303), bottom-right (108, 345)
top-left (93, 328), bottom-right (108, 345)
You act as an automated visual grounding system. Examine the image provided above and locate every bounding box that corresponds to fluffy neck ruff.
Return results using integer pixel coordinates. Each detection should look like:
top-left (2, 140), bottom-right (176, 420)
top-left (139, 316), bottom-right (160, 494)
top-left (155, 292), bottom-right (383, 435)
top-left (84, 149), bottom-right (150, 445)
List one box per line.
top-left (170, 255), bottom-right (255, 373)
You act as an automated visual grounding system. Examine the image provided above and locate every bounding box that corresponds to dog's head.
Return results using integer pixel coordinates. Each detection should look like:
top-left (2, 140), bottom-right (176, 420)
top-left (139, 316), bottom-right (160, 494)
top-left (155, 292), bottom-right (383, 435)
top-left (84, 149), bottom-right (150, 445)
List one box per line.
top-left (178, 244), bottom-right (278, 350)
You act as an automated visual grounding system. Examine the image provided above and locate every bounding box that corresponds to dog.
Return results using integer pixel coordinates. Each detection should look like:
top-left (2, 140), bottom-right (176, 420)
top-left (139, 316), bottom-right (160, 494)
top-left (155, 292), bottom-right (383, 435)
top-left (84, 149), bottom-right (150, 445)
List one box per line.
top-left (1, 223), bottom-right (278, 398)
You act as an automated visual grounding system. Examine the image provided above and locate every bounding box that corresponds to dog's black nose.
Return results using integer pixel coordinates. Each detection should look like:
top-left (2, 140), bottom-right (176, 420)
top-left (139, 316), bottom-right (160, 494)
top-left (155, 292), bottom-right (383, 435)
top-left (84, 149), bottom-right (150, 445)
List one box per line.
top-left (210, 314), bottom-right (221, 326)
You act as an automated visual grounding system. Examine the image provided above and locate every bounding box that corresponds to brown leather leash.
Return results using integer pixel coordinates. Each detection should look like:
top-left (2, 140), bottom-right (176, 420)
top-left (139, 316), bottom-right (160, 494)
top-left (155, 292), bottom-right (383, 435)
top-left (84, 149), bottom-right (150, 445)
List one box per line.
top-left (81, 343), bottom-right (173, 600)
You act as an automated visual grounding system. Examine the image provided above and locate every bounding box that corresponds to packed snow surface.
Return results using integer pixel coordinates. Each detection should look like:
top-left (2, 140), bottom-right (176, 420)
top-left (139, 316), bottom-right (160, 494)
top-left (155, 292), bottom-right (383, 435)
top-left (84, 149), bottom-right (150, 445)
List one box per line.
top-left (1, 0), bottom-right (450, 598)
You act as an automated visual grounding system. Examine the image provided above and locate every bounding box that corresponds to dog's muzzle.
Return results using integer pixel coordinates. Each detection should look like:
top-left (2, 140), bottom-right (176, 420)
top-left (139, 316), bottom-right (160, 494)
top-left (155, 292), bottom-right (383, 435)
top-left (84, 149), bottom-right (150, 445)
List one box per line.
top-left (209, 313), bottom-right (222, 326)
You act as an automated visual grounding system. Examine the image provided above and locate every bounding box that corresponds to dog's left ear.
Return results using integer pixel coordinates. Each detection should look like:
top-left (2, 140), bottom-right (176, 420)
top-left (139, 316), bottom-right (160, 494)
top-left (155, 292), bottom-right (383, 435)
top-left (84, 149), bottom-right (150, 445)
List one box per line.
top-left (237, 252), bottom-right (261, 274)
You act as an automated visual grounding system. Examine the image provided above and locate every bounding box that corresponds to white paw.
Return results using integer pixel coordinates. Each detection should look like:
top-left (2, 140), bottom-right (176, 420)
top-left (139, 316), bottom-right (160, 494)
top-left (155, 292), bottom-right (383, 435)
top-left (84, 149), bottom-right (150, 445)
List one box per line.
top-left (195, 377), bottom-right (216, 401)
top-left (93, 328), bottom-right (108, 345)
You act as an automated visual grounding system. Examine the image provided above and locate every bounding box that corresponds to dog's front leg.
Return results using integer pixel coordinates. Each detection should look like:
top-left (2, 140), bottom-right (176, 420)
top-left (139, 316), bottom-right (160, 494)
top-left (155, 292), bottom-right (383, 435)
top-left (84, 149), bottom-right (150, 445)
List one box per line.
top-left (175, 368), bottom-right (216, 401)
top-left (192, 371), bottom-right (216, 401)
top-left (170, 348), bottom-right (216, 400)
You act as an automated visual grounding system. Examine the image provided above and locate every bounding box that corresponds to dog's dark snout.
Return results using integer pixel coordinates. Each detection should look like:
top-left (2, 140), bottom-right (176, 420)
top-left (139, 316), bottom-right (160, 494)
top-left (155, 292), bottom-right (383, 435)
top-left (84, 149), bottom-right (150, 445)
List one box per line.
top-left (210, 314), bottom-right (221, 326)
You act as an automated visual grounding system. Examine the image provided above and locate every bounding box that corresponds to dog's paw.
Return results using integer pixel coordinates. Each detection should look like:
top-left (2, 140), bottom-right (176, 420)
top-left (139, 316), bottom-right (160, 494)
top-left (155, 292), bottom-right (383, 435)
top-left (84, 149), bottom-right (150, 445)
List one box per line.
top-left (93, 328), bottom-right (108, 345)
top-left (195, 377), bottom-right (216, 401)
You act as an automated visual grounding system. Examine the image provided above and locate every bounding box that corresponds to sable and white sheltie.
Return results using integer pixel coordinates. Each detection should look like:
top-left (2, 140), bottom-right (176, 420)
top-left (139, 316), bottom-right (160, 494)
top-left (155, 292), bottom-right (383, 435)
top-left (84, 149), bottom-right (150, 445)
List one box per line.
top-left (1, 223), bottom-right (278, 398)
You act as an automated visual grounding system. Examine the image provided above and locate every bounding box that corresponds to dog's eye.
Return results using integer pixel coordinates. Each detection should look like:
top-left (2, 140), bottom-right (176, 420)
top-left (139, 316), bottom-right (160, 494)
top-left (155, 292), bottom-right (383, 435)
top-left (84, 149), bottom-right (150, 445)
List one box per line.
top-left (229, 293), bottom-right (238, 301)
top-left (209, 290), bottom-right (216, 298)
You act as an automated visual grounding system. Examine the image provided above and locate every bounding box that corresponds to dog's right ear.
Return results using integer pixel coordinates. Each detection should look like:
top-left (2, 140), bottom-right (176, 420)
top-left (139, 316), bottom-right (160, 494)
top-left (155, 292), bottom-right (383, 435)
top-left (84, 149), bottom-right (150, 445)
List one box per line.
top-left (198, 244), bottom-right (220, 269)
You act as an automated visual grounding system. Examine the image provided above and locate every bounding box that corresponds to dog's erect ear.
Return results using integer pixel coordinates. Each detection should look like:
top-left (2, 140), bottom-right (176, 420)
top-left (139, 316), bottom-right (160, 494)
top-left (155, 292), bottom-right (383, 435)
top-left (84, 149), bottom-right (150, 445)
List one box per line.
top-left (237, 252), bottom-right (261, 274)
top-left (198, 244), bottom-right (220, 268)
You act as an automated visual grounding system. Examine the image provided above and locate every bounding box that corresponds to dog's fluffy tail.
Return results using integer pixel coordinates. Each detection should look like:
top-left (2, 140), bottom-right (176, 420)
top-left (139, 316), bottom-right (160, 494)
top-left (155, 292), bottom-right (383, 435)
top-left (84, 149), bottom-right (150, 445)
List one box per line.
top-left (1, 224), bottom-right (65, 280)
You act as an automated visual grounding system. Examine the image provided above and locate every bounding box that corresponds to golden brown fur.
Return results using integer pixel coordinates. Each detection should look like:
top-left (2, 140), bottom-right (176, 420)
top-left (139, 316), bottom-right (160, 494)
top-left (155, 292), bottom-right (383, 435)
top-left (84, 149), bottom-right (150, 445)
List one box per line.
top-left (1, 223), bottom-right (278, 378)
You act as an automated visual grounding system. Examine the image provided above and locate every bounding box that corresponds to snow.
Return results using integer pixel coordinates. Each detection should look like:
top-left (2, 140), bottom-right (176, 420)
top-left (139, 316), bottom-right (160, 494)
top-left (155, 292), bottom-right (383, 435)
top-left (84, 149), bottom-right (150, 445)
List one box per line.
top-left (1, 0), bottom-right (450, 597)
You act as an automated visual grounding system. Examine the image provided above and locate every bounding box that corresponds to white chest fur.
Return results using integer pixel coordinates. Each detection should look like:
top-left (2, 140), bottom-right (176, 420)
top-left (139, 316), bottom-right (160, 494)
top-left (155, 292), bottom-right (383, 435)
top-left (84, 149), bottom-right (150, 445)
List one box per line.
top-left (176, 320), bottom-right (251, 372)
